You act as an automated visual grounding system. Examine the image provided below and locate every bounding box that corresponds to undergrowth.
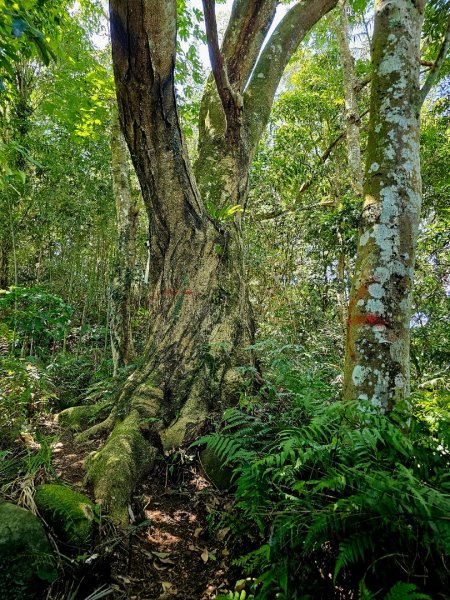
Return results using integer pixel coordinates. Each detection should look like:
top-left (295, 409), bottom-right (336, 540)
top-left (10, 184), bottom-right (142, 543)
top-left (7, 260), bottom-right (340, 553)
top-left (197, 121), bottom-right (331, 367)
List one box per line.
top-left (198, 346), bottom-right (450, 600)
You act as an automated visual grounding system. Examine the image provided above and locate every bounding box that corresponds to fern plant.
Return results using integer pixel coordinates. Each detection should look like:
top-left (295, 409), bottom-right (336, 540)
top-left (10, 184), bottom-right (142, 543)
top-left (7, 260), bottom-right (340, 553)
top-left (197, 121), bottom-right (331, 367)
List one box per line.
top-left (197, 353), bottom-right (450, 599)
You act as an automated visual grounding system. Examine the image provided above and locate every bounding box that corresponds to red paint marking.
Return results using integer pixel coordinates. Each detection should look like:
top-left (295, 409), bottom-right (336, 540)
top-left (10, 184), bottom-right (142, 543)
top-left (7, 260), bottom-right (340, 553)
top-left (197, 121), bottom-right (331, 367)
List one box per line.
top-left (161, 288), bottom-right (195, 297)
top-left (366, 314), bottom-right (385, 326)
top-left (348, 314), bottom-right (385, 328)
top-left (345, 278), bottom-right (383, 360)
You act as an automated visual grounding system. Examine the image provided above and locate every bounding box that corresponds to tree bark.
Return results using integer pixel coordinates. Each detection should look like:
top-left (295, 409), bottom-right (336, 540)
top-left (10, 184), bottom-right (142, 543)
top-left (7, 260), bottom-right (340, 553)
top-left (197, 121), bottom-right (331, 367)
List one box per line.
top-left (107, 0), bottom-right (337, 441)
top-left (108, 0), bottom-right (256, 448)
top-left (109, 110), bottom-right (139, 377)
top-left (343, 0), bottom-right (425, 412)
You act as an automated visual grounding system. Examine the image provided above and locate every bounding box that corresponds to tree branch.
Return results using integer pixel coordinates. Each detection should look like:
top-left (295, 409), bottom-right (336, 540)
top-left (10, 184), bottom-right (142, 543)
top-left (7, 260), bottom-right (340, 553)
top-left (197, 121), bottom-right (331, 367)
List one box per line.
top-left (110, 0), bottom-right (203, 236)
top-left (256, 199), bottom-right (335, 222)
top-left (256, 108), bottom-right (369, 222)
top-left (202, 0), bottom-right (243, 130)
top-left (244, 0), bottom-right (338, 152)
top-left (221, 0), bottom-right (278, 90)
top-left (197, 0), bottom-right (278, 147)
top-left (420, 15), bottom-right (450, 105)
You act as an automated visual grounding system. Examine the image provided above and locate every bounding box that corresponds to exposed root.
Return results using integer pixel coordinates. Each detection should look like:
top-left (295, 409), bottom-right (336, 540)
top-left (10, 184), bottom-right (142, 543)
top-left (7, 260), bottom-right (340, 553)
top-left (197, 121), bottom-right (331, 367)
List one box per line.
top-left (56, 402), bottom-right (111, 433)
top-left (160, 393), bottom-right (208, 451)
top-left (64, 380), bottom-right (210, 526)
top-left (85, 409), bottom-right (157, 526)
top-left (74, 415), bottom-right (115, 443)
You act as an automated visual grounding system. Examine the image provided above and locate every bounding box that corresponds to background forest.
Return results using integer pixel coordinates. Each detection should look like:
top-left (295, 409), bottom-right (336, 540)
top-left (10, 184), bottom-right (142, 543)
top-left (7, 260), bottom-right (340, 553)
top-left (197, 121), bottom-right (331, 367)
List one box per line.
top-left (0, 0), bottom-right (449, 599)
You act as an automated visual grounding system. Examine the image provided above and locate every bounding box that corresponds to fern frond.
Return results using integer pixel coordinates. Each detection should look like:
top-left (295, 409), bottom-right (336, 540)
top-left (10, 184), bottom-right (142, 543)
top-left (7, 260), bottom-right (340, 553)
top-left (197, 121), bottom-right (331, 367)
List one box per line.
top-left (333, 533), bottom-right (375, 581)
top-left (384, 582), bottom-right (431, 600)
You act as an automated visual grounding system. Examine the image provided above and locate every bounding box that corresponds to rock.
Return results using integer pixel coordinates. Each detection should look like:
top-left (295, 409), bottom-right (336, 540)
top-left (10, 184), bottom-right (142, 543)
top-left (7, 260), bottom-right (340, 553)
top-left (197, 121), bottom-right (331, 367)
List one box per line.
top-left (0, 500), bottom-right (57, 599)
top-left (34, 484), bottom-right (96, 549)
top-left (200, 446), bottom-right (234, 491)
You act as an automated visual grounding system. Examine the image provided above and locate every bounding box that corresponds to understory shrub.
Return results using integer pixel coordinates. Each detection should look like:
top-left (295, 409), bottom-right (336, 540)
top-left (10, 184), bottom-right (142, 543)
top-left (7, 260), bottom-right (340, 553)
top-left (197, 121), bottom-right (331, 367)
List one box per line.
top-left (199, 349), bottom-right (450, 599)
top-left (0, 356), bottom-right (55, 448)
top-left (46, 352), bottom-right (98, 409)
top-left (0, 286), bottom-right (72, 358)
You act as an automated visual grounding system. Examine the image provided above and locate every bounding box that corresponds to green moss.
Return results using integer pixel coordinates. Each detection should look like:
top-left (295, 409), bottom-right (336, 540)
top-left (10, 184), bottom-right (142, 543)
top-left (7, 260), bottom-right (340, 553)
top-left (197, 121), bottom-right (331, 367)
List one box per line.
top-left (160, 394), bottom-right (208, 450)
top-left (0, 500), bottom-right (57, 598)
top-left (34, 484), bottom-right (96, 549)
top-left (56, 401), bottom-right (110, 432)
top-left (86, 410), bottom-right (157, 526)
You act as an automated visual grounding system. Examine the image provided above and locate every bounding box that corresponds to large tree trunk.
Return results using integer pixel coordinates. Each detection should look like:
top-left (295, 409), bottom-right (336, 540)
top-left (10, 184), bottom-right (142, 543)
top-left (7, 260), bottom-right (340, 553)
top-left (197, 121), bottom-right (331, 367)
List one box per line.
top-left (108, 1), bottom-right (255, 451)
top-left (343, 0), bottom-right (425, 411)
top-left (109, 110), bottom-right (139, 377)
top-left (78, 0), bottom-right (337, 524)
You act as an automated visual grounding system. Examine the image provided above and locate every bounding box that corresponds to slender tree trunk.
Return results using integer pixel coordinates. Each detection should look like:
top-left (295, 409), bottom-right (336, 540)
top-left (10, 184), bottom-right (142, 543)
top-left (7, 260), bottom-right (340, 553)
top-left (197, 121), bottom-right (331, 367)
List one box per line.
top-left (0, 63), bottom-right (35, 289)
top-left (343, 0), bottom-right (425, 411)
top-left (0, 240), bottom-right (10, 289)
top-left (337, 0), bottom-right (363, 197)
top-left (109, 111), bottom-right (139, 377)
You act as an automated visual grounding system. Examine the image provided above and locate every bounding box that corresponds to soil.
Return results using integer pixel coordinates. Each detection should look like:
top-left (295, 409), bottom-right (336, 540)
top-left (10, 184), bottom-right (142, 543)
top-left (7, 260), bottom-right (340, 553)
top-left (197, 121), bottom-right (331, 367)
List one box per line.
top-left (47, 424), bottom-right (238, 600)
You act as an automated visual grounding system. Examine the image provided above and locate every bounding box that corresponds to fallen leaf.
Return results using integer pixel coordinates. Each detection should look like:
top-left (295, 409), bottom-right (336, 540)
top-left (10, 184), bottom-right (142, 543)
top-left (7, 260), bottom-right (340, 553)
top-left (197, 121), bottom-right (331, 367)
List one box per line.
top-left (161, 582), bottom-right (172, 592)
top-left (201, 548), bottom-right (209, 563)
top-left (194, 527), bottom-right (203, 538)
top-left (152, 551), bottom-right (171, 559)
top-left (217, 527), bottom-right (230, 541)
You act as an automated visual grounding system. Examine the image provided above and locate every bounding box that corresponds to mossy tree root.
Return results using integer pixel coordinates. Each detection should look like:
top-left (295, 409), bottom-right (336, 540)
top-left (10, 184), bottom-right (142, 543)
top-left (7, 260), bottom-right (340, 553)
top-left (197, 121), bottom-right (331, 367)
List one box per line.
top-left (74, 415), bottom-right (115, 443)
top-left (68, 380), bottom-right (214, 526)
top-left (85, 409), bottom-right (158, 526)
top-left (56, 401), bottom-right (111, 433)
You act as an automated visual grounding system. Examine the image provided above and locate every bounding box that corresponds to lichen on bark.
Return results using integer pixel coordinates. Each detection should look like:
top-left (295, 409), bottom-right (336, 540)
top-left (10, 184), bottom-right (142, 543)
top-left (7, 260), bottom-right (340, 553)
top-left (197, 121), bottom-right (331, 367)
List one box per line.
top-left (343, 0), bottom-right (425, 412)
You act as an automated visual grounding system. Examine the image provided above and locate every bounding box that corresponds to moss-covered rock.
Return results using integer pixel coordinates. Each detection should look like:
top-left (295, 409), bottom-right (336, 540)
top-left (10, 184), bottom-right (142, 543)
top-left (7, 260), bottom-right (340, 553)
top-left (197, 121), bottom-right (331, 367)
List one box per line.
top-left (86, 409), bottom-right (157, 525)
top-left (56, 401), bottom-right (110, 432)
top-left (200, 446), bottom-right (234, 491)
top-left (0, 500), bottom-right (57, 599)
top-left (35, 484), bottom-right (96, 549)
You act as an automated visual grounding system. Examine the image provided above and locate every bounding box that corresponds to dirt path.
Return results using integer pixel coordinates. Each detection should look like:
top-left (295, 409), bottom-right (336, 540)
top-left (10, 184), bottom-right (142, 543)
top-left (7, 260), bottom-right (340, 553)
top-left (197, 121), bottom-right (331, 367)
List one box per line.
top-left (49, 427), bottom-right (235, 599)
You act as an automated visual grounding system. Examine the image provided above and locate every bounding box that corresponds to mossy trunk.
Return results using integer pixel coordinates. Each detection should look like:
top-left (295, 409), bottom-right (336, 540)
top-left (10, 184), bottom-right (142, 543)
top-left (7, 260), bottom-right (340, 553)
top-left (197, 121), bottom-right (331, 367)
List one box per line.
top-left (343, 0), bottom-right (424, 411)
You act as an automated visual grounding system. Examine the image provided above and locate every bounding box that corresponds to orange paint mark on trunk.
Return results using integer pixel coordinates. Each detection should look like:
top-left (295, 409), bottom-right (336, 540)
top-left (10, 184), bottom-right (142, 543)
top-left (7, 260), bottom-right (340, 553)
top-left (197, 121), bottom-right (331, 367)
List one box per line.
top-left (346, 278), bottom-right (383, 363)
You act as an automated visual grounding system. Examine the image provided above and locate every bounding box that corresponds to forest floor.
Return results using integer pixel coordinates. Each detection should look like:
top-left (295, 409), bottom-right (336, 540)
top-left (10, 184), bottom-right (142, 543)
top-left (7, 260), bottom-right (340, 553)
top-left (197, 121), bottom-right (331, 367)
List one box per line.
top-left (46, 421), bottom-right (238, 600)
